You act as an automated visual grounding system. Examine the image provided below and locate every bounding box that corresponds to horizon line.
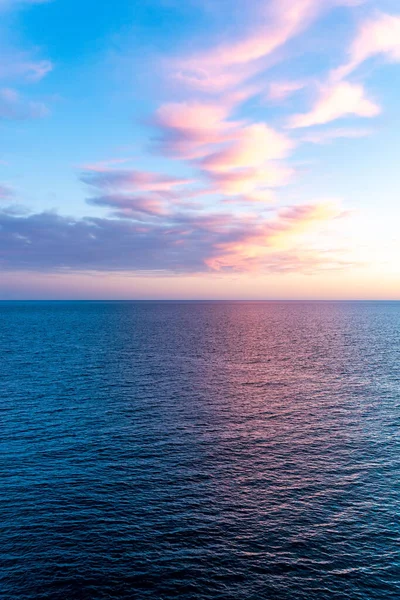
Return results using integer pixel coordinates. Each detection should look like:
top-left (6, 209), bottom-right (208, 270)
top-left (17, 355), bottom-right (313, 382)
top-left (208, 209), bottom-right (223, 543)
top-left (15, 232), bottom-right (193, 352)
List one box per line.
top-left (1, 299), bottom-right (399, 303)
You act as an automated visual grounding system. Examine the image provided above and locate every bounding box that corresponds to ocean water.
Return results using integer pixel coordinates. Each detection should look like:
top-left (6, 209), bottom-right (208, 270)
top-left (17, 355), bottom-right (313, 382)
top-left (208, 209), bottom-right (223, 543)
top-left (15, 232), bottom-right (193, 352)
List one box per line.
top-left (1, 300), bottom-right (399, 600)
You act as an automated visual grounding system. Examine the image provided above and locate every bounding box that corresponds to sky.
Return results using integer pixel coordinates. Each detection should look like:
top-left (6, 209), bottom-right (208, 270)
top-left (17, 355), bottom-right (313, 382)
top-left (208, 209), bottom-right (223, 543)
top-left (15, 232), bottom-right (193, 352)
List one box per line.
top-left (0, 0), bottom-right (399, 299)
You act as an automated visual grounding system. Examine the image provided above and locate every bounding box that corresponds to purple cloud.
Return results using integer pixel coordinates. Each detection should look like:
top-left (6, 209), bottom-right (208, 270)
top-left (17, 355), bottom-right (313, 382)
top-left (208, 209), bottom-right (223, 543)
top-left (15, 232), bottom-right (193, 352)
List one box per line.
top-left (0, 201), bottom-right (351, 274)
top-left (81, 168), bottom-right (192, 193)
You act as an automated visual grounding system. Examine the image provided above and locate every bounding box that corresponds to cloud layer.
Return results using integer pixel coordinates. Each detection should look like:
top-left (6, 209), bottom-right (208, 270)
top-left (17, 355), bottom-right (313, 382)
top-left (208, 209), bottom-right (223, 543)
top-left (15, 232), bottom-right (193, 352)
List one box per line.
top-left (0, 200), bottom-right (349, 273)
top-left (2, 0), bottom-right (398, 285)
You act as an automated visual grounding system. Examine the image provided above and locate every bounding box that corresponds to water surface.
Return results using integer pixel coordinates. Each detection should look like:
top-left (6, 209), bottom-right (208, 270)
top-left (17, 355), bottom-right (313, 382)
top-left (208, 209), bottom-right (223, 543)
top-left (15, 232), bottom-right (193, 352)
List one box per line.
top-left (1, 301), bottom-right (399, 599)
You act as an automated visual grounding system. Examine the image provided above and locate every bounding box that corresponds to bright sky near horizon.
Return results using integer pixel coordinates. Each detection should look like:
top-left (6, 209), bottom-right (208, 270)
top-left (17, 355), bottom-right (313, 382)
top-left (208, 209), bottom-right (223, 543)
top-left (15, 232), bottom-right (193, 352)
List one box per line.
top-left (0, 0), bottom-right (399, 299)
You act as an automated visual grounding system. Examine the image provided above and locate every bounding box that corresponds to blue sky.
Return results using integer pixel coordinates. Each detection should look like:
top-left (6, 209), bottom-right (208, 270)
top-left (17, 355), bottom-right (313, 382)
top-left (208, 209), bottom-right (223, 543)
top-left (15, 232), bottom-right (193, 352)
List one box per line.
top-left (0, 0), bottom-right (399, 299)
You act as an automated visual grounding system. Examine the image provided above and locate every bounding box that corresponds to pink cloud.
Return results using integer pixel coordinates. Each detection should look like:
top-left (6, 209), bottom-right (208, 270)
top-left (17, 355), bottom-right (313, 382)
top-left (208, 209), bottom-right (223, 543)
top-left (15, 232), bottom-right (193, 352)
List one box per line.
top-left (287, 82), bottom-right (380, 128)
top-left (205, 164), bottom-right (294, 196)
top-left (153, 100), bottom-right (237, 159)
top-left (172, 0), bottom-right (362, 93)
top-left (206, 200), bottom-right (345, 271)
top-left (332, 12), bottom-right (400, 81)
top-left (277, 201), bottom-right (344, 225)
top-left (145, 1), bottom-right (373, 207)
top-left (153, 99), bottom-right (295, 199)
top-left (155, 101), bottom-right (230, 131)
top-left (201, 124), bottom-right (294, 172)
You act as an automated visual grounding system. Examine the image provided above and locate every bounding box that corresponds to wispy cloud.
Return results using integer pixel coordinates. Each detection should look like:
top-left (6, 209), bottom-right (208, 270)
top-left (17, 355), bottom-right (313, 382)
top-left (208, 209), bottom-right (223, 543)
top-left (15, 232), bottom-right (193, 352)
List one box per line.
top-left (0, 53), bottom-right (52, 82)
top-left (171, 0), bottom-right (362, 93)
top-left (3, 0), bottom-right (392, 286)
top-left (64, 0), bottom-right (370, 279)
top-left (288, 82), bottom-right (380, 128)
top-left (0, 87), bottom-right (49, 119)
top-left (268, 80), bottom-right (306, 101)
top-left (300, 126), bottom-right (373, 144)
top-left (332, 12), bottom-right (400, 81)
top-left (0, 183), bottom-right (14, 200)
top-left (81, 167), bottom-right (192, 194)
top-left (87, 194), bottom-right (169, 217)
top-left (0, 0), bottom-right (52, 127)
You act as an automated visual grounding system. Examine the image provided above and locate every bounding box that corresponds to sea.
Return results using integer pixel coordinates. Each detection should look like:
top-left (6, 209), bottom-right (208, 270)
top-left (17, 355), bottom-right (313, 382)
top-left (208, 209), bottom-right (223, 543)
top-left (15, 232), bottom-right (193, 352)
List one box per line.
top-left (1, 301), bottom-right (399, 599)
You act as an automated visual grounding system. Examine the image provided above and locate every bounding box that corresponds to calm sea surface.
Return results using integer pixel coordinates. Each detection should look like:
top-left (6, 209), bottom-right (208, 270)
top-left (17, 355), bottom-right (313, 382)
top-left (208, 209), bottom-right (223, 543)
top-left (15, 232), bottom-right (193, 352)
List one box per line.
top-left (1, 301), bottom-right (399, 599)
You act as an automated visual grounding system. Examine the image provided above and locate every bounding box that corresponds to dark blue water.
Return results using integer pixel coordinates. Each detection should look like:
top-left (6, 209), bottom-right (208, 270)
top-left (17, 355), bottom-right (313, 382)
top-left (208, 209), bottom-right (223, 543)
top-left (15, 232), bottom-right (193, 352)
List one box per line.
top-left (1, 301), bottom-right (399, 599)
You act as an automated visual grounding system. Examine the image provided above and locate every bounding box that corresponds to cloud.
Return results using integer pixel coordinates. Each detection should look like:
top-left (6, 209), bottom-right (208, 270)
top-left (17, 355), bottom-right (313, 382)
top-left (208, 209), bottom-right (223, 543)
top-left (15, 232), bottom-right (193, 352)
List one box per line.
top-left (143, 0), bottom-right (374, 208)
top-left (82, 166), bottom-right (204, 219)
top-left (88, 194), bottom-right (169, 217)
top-left (332, 12), bottom-right (400, 81)
top-left (0, 183), bottom-right (14, 200)
top-left (171, 0), bottom-right (363, 93)
top-left (81, 167), bottom-right (192, 194)
top-left (0, 0), bottom-right (52, 129)
top-left (204, 164), bottom-right (294, 196)
top-left (0, 0), bottom-right (53, 83)
top-left (152, 100), bottom-right (236, 159)
top-left (200, 123), bottom-right (294, 171)
top-left (288, 82), bottom-right (380, 128)
top-left (79, 158), bottom-right (134, 171)
top-left (300, 126), bottom-right (373, 144)
top-left (0, 0), bottom-right (53, 82)
top-left (197, 123), bottom-right (295, 196)
top-left (153, 99), bottom-right (295, 198)
top-left (268, 80), bottom-right (306, 101)
top-left (206, 200), bottom-right (346, 271)
top-left (0, 54), bottom-right (53, 82)
top-left (0, 198), bottom-right (351, 274)
top-left (0, 87), bottom-right (49, 119)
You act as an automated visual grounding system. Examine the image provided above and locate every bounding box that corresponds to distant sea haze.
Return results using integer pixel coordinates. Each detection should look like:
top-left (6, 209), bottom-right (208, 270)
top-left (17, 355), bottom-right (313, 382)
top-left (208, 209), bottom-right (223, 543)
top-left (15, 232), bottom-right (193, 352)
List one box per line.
top-left (1, 301), bottom-right (399, 599)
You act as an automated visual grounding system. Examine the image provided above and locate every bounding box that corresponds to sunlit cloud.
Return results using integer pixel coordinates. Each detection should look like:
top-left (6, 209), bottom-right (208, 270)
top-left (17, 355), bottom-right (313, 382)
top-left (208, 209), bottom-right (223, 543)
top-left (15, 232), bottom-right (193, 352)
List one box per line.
top-left (0, 200), bottom-right (351, 274)
top-left (200, 124), bottom-right (294, 171)
top-left (332, 12), bottom-right (400, 81)
top-left (152, 100), bottom-right (237, 159)
top-left (172, 0), bottom-right (362, 93)
top-left (288, 82), bottom-right (380, 128)
top-left (206, 200), bottom-right (346, 271)
top-left (204, 164), bottom-right (294, 197)
top-left (152, 97), bottom-right (295, 199)
top-left (2, 0), bottom-right (399, 298)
